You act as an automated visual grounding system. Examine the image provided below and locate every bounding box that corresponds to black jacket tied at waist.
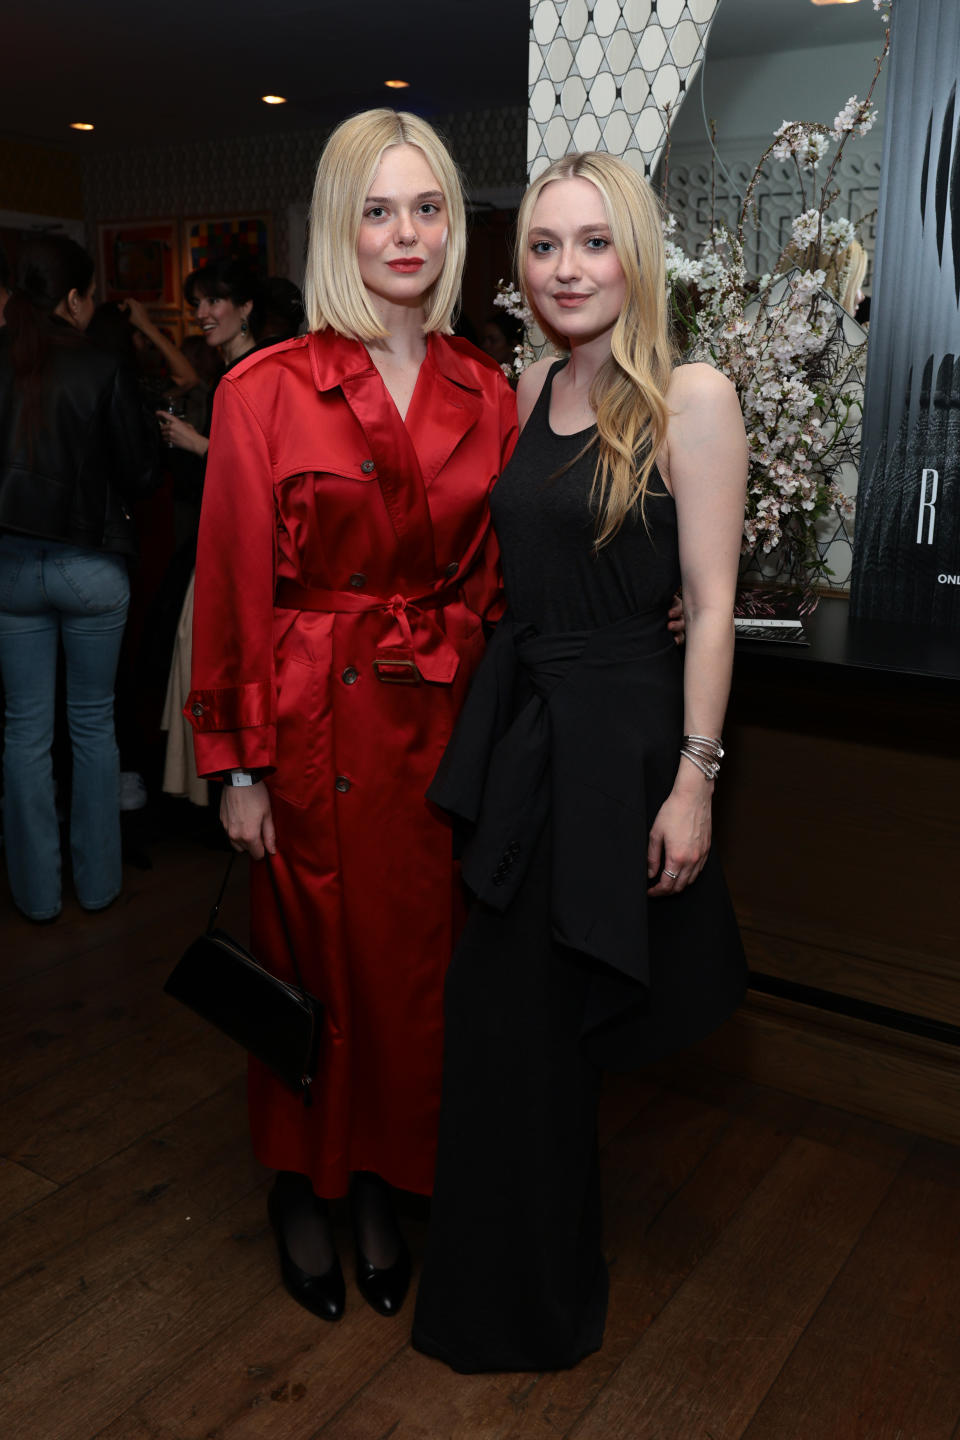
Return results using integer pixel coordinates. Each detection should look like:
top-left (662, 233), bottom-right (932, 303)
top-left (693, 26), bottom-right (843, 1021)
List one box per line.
top-left (429, 607), bottom-right (685, 1035)
top-left (430, 606), bottom-right (746, 1066)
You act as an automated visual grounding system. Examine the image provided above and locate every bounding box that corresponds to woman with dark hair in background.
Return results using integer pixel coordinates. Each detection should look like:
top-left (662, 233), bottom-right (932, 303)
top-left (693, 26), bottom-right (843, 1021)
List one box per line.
top-left (158, 257), bottom-right (261, 457)
top-left (157, 257), bottom-right (262, 806)
top-left (0, 234), bottom-right (157, 920)
top-left (159, 262), bottom-right (305, 807)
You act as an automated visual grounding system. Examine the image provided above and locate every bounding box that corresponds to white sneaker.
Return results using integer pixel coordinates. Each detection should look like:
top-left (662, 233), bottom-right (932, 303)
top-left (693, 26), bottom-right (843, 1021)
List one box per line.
top-left (119, 772), bottom-right (148, 812)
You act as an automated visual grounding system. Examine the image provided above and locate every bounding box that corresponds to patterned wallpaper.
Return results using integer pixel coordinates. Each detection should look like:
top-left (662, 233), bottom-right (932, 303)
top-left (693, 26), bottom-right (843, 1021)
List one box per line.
top-left (528, 0), bottom-right (720, 178)
top-left (83, 107), bottom-right (526, 278)
top-left (0, 137), bottom-right (84, 220)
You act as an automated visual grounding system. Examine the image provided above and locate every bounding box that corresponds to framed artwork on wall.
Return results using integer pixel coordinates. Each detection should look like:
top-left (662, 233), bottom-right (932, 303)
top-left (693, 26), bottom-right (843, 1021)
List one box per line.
top-left (98, 219), bottom-right (180, 306)
top-left (182, 213), bottom-right (274, 278)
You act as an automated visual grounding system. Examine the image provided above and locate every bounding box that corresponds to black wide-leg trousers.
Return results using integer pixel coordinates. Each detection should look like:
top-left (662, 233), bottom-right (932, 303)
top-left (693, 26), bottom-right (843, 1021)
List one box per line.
top-left (413, 826), bottom-right (607, 1373)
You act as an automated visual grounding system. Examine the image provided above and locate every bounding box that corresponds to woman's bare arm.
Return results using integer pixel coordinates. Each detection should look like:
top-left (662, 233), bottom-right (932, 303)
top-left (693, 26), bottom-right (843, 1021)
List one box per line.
top-left (647, 362), bottom-right (748, 895)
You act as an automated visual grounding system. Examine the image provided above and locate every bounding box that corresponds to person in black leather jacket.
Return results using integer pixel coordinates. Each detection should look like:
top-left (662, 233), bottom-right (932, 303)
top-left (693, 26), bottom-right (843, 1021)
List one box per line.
top-left (0, 234), bottom-right (158, 920)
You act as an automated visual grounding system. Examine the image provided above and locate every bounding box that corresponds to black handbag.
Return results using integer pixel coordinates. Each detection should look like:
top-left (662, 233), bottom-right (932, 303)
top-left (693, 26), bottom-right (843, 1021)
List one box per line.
top-left (164, 853), bottom-right (323, 1103)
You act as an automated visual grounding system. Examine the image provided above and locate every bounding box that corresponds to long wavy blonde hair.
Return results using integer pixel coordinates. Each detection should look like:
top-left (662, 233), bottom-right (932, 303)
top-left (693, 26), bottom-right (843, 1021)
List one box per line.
top-left (517, 153), bottom-right (676, 547)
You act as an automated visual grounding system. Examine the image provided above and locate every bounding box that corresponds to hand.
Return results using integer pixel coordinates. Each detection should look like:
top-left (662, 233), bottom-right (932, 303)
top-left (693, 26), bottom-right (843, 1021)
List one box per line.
top-left (220, 781), bottom-right (277, 860)
top-left (646, 777), bottom-right (711, 896)
top-left (667, 592), bottom-right (685, 646)
top-left (120, 297), bottom-right (152, 333)
top-left (157, 411), bottom-right (207, 454)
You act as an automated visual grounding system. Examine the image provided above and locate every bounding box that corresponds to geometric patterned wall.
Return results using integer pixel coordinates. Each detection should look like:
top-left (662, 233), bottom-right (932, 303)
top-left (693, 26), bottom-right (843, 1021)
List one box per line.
top-left (528, 0), bottom-right (721, 180)
top-left (665, 135), bottom-right (884, 284)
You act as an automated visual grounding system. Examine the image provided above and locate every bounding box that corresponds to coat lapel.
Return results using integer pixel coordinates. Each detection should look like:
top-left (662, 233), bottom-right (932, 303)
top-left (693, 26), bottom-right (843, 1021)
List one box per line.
top-left (405, 334), bottom-right (486, 488)
top-left (309, 331), bottom-right (437, 583)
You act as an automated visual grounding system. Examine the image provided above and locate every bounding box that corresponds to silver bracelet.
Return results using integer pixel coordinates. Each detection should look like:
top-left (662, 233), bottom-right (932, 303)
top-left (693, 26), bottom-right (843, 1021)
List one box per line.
top-left (680, 734), bottom-right (723, 783)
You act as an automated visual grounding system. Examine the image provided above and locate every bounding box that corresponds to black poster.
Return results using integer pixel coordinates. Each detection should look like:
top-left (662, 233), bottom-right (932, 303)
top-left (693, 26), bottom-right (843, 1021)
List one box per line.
top-left (851, 0), bottom-right (960, 629)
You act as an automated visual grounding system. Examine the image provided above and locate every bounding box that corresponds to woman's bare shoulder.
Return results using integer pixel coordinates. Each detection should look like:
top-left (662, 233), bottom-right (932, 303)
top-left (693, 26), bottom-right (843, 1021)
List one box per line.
top-left (665, 363), bottom-right (744, 453)
top-left (666, 360), bottom-right (738, 409)
top-left (517, 355), bottom-right (560, 429)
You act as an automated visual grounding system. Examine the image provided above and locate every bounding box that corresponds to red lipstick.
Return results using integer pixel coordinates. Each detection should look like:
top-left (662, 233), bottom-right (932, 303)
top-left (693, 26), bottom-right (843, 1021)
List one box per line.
top-left (388, 259), bottom-right (425, 272)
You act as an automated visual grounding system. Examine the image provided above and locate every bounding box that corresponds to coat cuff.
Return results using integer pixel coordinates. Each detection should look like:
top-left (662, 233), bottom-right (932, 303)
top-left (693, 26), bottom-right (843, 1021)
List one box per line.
top-left (191, 726), bottom-right (276, 778)
top-left (185, 682), bottom-right (275, 776)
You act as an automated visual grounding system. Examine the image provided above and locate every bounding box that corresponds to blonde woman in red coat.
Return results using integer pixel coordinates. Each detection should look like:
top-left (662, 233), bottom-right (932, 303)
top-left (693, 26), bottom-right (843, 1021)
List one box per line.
top-left (186, 111), bottom-right (517, 1322)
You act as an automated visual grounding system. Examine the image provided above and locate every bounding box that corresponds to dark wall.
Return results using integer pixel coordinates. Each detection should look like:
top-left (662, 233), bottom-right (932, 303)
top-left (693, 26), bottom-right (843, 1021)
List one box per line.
top-left (852, 0), bottom-right (960, 629)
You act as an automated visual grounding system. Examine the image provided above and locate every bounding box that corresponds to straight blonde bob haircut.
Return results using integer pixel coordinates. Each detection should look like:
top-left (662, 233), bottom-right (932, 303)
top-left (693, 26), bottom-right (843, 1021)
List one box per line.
top-left (516, 152), bottom-right (676, 547)
top-left (304, 109), bottom-right (466, 340)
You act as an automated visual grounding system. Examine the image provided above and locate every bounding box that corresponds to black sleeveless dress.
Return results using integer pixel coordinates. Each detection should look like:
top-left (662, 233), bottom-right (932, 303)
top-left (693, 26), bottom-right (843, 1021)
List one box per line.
top-left (412, 361), bottom-right (746, 1373)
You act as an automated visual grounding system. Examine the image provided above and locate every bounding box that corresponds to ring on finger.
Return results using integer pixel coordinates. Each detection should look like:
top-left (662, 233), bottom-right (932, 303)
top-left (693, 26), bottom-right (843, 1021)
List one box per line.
top-left (663, 868), bottom-right (679, 880)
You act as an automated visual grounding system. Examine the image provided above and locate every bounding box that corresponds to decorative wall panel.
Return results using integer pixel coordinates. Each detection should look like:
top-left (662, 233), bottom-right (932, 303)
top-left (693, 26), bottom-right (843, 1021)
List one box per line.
top-left (83, 108), bottom-right (526, 279)
top-left (852, 0), bottom-right (960, 629)
top-left (528, 0), bottom-right (721, 179)
top-left (664, 136), bottom-right (884, 286)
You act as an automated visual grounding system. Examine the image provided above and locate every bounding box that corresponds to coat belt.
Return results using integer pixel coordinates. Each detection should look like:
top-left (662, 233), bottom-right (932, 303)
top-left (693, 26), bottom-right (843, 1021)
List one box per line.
top-left (274, 575), bottom-right (466, 684)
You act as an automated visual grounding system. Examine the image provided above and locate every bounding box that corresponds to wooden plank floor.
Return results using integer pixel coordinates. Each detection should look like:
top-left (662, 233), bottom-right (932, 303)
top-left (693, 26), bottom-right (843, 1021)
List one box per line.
top-left (2, 815), bottom-right (960, 1440)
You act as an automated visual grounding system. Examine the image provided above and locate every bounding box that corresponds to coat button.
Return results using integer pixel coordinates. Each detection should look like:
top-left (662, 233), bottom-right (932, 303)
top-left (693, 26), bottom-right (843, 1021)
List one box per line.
top-left (444, 561), bottom-right (459, 578)
top-left (349, 573), bottom-right (366, 588)
top-left (342, 667), bottom-right (359, 685)
top-left (191, 702), bottom-right (205, 717)
top-left (335, 776), bottom-right (351, 793)
top-left (361, 460), bottom-right (375, 474)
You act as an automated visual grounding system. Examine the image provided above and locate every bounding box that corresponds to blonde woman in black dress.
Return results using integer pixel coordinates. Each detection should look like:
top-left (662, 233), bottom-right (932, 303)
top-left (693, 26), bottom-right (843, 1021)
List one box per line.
top-left (413, 152), bottom-right (749, 1372)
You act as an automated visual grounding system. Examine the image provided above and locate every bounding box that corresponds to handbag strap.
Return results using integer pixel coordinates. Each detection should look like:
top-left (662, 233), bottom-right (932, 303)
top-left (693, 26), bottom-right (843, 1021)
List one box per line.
top-left (207, 851), bottom-right (312, 1002)
top-left (207, 852), bottom-right (237, 932)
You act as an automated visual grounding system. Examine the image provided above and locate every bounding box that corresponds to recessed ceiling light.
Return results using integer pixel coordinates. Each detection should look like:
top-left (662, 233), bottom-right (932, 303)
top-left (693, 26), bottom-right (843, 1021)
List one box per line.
top-left (385, 79), bottom-right (410, 89)
top-left (70, 122), bottom-right (95, 131)
top-left (261, 94), bottom-right (287, 104)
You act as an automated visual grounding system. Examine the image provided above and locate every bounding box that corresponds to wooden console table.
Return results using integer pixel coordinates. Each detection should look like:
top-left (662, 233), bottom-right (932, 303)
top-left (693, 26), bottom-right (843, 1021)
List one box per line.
top-left (704, 598), bottom-right (960, 1141)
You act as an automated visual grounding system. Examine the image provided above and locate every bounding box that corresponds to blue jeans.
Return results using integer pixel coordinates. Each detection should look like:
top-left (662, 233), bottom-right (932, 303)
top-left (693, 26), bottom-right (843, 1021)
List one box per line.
top-left (0, 535), bottom-right (130, 920)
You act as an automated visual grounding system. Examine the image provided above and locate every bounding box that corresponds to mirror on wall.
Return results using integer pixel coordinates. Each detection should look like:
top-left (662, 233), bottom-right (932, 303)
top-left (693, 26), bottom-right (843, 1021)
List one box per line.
top-left (658, 0), bottom-right (887, 306)
top-left (655, 0), bottom-right (889, 591)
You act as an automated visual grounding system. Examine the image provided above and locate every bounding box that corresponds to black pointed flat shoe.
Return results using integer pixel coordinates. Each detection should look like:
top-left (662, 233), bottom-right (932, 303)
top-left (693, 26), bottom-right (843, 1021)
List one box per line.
top-left (355, 1236), bottom-right (412, 1317)
top-left (267, 1188), bottom-right (345, 1322)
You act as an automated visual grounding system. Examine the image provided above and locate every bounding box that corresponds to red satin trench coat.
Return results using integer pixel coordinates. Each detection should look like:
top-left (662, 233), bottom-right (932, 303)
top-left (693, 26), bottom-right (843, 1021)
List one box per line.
top-left (186, 329), bottom-right (517, 1197)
